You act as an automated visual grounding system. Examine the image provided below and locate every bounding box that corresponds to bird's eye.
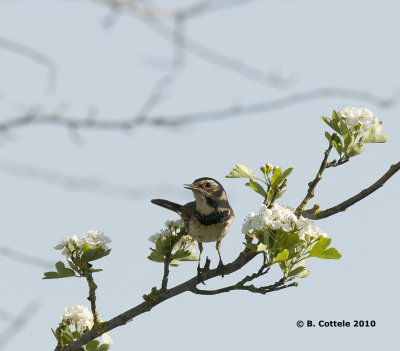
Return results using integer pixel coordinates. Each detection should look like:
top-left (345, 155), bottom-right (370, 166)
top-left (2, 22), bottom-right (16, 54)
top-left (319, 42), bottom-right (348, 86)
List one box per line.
top-left (205, 182), bottom-right (212, 188)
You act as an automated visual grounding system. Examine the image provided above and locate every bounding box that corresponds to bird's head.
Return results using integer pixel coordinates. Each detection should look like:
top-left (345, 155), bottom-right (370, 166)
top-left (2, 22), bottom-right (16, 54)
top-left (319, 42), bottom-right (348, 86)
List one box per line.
top-left (184, 177), bottom-right (228, 214)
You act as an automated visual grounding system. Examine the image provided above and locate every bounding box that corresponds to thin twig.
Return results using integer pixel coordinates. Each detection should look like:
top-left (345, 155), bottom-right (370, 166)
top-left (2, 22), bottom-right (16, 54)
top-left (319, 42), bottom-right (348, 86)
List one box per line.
top-left (0, 37), bottom-right (57, 92)
top-left (302, 161), bottom-right (400, 220)
top-left (161, 252), bottom-right (171, 290)
top-left (0, 88), bottom-right (395, 133)
top-left (295, 135), bottom-right (335, 217)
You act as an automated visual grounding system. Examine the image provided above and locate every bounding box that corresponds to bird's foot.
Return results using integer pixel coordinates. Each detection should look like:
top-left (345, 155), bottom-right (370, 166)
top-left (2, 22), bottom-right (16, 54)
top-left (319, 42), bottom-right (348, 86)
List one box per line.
top-left (197, 265), bottom-right (206, 285)
top-left (216, 260), bottom-right (225, 278)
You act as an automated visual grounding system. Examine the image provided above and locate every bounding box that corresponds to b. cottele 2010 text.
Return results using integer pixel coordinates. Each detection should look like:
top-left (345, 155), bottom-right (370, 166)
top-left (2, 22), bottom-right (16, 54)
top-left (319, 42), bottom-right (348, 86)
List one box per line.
top-left (307, 320), bottom-right (376, 327)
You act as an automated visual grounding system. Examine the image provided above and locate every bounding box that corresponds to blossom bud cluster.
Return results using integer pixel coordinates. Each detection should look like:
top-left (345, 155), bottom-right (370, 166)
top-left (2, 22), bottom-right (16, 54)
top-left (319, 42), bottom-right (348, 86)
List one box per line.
top-left (54, 230), bottom-right (111, 258)
top-left (149, 219), bottom-right (196, 251)
top-left (62, 305), bottom-right (112, 344)
top-left (242, 203), bottom-right (326, 241)
top-left (337, 106), bottom-right (378, 131)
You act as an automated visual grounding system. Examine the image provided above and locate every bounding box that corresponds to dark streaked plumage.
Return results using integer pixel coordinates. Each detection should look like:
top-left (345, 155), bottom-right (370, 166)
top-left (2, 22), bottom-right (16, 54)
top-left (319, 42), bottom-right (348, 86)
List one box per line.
top-left (151, 177), bottom-right (234, 277)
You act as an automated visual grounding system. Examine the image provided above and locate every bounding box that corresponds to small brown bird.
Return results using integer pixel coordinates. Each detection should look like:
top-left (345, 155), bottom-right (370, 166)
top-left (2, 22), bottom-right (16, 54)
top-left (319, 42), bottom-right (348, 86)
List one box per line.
top-left (151, 177), bottom-right (234, 277)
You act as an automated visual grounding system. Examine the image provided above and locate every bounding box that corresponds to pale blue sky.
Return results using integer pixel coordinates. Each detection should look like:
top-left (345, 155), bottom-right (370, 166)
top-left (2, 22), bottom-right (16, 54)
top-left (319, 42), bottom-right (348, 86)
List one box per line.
top-left (0, 1), bottom-right (399, 350)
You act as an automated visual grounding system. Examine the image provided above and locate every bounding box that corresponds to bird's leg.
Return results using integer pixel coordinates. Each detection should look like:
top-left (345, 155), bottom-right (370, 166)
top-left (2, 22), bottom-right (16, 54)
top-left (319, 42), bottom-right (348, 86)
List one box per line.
top-left (216, 240), bottom-right (224, 278)
top-left (197, 242), bottom-right (205, 284)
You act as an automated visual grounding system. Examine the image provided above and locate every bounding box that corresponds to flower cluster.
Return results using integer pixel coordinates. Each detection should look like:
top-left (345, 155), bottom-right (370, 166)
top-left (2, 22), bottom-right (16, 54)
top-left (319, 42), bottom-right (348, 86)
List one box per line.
top-left (337, 106), bottom-right (378, 131)
top-left (62, 305), bottom-right (113, 344)
top-left (149, 219), bottom-right (196, 252)
top-left (54, 230), bottom-right (111, 259)
top-left (242, 203), bottom-right (326, 241)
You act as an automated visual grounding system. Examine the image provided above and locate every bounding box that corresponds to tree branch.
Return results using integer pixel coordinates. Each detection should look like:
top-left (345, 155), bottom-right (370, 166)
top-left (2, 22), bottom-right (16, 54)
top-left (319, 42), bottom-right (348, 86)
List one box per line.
top-left (0, 88), bottom-right (395, 133)
top-left (57, 249), bottom-right (258, 351)
top-left (301, 161), bottom-right (400, 220)
top-left (295, 135), bottom-right (335, 217)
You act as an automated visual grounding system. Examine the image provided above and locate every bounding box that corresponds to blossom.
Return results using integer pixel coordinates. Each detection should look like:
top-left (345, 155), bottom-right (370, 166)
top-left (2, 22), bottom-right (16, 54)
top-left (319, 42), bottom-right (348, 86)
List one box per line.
top-left (54, 230), bottom-right (111, 258)
top-left (148, 219), bottom-right (196, 250)
top-left (84, 230), bottom-right (112, 250)
top-left (54, 235), bottom-right (82, 257)
top-left (242, 203), bottom-right (326, 240)
top-left (337, 106), bottom-right (378, 131)
top-left (62, 305), bottom-right (113, 345)
top-left (62, 305), bottom-right (93, 334)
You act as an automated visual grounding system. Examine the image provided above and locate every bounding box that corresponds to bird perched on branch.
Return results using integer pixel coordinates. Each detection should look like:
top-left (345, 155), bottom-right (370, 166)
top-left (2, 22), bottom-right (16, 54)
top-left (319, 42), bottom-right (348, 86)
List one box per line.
top-left (151, 177), bottom-right (234, 278)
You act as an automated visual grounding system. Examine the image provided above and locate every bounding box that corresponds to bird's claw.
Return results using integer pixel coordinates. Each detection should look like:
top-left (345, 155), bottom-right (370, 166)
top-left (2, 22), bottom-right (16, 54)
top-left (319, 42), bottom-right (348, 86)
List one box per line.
top-left (197, 265), bottom-right (206, 285)
top-left (216, 260), bottom-right (225, 278)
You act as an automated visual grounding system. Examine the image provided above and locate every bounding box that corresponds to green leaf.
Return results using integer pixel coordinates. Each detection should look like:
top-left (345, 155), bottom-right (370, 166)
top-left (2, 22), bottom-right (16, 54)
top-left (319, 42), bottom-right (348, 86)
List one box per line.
top-left (178, 255), bottom-right (199, 262)
top-left (43, 261), bottom-right (76, 279)
top-left (226, 163), bottom-right (256, 178)
top-left (311, 247), bottom-right (342, 259)
top-left (325, 131), bottom-right (331, 143)
top-left (270, 167), bottom-right (282, 185)
top-left (274, 249), bottom-right (289, 262)
top-left (360, 122), bottom-right (389, 143)
top-left (97, 344), bottom-right (111, 351)
top-left (61, 330), bottom-right (74, 344)
top-left (347, 143), bottom-right (365, 157)
top-left (282, 232), bottom-right (301, 251)
top-left (243, 242), bottom-right (259, 253)
top-left (267, 188), bottom-right (275, 201)
top-left (147, 248), bottom-right (165, 263)
top-left (332, 134), bottom-right (343, 155)
top-left (310, 237), bottom-right (331, 254)
top-left (245, 179), bottom-right (267, 197)
top-left (321, 116), bottom-right (340, 134)
top-left (273, 167), bottom-right (294, 188)
top-left (81, 247), bottom-right (111, 262)
top-left (296, 269), bottom-right (311, 278)
top-left (309, 237), bottom-right (342, 259)
top-left (288, 266), bottom-right (306, 277)
top-left (86, 340), bottom-right (100, 351)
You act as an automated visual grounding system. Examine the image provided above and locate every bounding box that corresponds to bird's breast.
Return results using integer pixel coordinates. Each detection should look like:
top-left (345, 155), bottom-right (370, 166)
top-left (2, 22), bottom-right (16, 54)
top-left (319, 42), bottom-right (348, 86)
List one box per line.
top-left (187, 216), bottom-right (233, 243)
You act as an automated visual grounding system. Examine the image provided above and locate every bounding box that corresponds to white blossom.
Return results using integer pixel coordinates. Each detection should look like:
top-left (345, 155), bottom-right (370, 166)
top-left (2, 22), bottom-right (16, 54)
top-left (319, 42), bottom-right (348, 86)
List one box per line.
top-left (62, 305), bottom-right (93, 334)
top-left (84, 230), bottom-right (112, 250)
top-left (55, 230), bottom-right (111, 258)
top-left (148, 219), bottom-right (196, 250)
top-left (242, 203), bottom-right (326, 240)
top-left (337, 106), bottom-right (378, 131)
top-left (62, 305), bottom-right (113, 345)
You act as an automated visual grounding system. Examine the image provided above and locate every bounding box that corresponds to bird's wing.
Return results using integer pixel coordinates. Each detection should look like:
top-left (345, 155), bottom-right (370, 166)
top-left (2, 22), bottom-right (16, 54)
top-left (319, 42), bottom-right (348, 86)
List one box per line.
top-left (180, 201), bottom-right (196, 223)
top-left (151, 199), bottom-right (183, 216)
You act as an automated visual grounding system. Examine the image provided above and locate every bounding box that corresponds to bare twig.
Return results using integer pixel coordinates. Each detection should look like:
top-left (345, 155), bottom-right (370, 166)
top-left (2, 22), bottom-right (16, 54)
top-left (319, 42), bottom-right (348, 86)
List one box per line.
top-left (0, 88), bottom-right (395, 133)
top-left (0, 245), bottom-right (53, 269)
top-left (295, 136), bottom-right (335, 217)
top-left (0, 158), bottom-right (175, 200)
top-left (0, 302), bottom-right (40, 350)
top-left (145, 19), bottom-right (291, 89)
top-left (302, 161), bottom-right (400, 220)
top-left (134, 17), bottom-right (186, 122)
top-left (189, 263), bottom-right (296, 296)
top-left (0, 37), bottom-right (57, 92)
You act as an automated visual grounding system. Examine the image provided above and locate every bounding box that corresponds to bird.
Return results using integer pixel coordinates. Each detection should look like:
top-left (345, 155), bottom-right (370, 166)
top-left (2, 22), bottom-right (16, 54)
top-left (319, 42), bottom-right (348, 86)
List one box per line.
top-left (151, 177), bottom-right (234, 278)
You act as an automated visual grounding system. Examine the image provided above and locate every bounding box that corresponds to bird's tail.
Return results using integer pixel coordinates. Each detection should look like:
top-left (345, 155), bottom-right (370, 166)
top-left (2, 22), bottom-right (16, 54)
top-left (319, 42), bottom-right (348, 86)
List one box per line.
top-left (151, 199), bottom-right (183, 216)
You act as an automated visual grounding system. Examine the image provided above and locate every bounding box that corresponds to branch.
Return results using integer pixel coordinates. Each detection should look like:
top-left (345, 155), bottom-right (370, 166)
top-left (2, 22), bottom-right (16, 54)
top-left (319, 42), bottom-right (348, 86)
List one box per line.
top-left (0, 88), bottom-right (395, 133)
top-left (0, 158), bottom-right (175, 201)
top-left (191, 263), bottom-right (297, 295)
top-left (295, 135), bottom-right (335, 216)
top-left (0, 37), bottom-right (57, 92)
top-left (302, 161), bottom-right (400, 220)
top-left (57, 249), bottom-right (258, 351)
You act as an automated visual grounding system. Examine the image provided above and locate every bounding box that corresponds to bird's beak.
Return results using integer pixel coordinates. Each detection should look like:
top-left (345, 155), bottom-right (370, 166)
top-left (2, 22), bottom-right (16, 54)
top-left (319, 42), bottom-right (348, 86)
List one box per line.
top-left (184, 183), bottom-right (200, 191)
